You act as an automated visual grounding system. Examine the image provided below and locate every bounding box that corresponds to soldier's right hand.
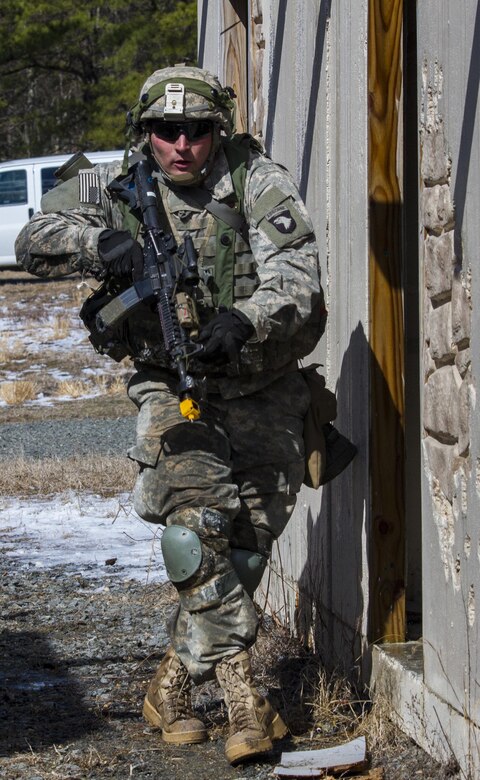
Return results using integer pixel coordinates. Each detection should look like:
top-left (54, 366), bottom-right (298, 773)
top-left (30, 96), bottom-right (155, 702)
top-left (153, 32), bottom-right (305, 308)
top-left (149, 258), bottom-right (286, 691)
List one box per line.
top-left (97, 229), bottom-right (142, 278)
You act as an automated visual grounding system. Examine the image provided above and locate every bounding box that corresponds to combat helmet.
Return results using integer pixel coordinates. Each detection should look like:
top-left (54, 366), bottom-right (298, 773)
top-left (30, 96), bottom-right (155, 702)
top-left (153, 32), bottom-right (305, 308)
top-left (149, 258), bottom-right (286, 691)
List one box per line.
top-left (127, 65), bottom-right (236, 184)
top-left (127, 65), bottom-right (236, 137)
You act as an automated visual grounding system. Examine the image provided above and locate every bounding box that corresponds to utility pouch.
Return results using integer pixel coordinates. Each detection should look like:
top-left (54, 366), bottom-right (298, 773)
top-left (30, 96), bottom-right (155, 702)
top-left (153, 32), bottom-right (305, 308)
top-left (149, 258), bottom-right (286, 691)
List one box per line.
top-left (300, 365), bottom-right (357, 488)
top-left (79, 283), bottom-right (129, 362)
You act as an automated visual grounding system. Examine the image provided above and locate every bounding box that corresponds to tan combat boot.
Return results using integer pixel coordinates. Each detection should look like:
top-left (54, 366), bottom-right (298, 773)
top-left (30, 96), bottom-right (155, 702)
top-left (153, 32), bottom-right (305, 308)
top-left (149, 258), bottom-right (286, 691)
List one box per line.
top-left (215, 650), bottom-right (288, 764)
top-left (143, 646), bottom-right (207, 744)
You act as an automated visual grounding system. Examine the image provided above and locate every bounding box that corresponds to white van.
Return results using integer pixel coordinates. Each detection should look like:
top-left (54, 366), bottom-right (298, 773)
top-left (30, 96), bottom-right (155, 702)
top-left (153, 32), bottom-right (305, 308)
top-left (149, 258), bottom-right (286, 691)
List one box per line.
top-left (0, 150), bottom-right (123, 267)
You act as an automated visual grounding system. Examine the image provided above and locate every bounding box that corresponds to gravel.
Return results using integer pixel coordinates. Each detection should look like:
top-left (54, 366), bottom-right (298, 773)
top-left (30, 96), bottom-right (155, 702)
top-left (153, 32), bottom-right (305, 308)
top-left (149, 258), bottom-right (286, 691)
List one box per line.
top-left (0, 417), bottom-right (136, 460)
top-left (0, 566), bottom-right (307, 780)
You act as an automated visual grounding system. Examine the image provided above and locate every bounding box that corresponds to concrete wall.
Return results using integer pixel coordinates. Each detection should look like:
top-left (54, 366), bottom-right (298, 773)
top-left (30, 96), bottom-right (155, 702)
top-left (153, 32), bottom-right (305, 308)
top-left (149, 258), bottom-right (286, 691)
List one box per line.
top-left (198, 0), bottom-right (370, 678)
top-left (418, 0), bottom-right (480, 768)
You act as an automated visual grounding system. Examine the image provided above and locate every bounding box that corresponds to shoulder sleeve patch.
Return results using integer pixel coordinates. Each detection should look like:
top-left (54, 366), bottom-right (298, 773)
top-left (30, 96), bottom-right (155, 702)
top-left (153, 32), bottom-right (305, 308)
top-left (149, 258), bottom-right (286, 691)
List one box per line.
top-left (251, 185), bottom-right (313, 249)
top-left (40, 170), bottom-right (103, 214)
top-left (78, 170), bottom-right (102, 205)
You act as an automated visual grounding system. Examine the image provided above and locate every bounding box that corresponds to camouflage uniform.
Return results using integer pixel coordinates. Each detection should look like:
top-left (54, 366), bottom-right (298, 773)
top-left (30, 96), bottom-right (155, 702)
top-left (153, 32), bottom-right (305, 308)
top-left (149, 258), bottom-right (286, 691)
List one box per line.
top-left (16, 125), bottom-right (323, 683)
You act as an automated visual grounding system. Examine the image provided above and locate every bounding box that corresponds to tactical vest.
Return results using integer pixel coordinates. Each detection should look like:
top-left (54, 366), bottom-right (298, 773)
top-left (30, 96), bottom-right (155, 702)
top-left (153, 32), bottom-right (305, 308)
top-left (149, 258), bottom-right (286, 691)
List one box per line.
top-left (79, 136), bottom-right (326, 375)
top-left (120, 134), bottom-right (261, 315)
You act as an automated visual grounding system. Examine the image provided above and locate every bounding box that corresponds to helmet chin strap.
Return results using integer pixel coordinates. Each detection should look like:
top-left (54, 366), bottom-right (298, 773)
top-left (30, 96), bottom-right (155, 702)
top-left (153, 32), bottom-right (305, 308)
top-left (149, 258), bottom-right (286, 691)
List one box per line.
top-left (163, 168), bottom-right (201, 185)
top-left (146, 127), bottom-right (221, 187)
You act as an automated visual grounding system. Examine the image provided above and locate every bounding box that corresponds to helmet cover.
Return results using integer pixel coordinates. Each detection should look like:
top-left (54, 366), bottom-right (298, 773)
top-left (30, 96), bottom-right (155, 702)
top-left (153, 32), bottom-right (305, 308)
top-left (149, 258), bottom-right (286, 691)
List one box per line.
top-left (128, 65), bottom-right (235, 136)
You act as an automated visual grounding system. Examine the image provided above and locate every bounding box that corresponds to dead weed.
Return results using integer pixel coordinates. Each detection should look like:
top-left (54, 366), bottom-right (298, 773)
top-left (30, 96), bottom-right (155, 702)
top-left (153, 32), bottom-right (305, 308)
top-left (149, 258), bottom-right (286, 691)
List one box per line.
top-left (0, 379), bottom-right (39, 404)
top-left (252, 613), bottom-right (405, 757)
top-left (0, 454), bottom-right (137, 497)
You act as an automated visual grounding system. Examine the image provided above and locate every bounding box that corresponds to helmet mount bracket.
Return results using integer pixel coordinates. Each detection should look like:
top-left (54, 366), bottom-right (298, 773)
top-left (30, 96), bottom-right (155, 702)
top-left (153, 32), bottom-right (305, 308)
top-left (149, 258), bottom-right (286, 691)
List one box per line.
top-left (164, 83), bottom-right (185, 118)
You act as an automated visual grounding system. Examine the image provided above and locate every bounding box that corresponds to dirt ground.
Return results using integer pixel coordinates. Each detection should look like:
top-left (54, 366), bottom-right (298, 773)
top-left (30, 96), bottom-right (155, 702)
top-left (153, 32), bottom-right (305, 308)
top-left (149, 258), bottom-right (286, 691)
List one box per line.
top-left (0, 564), bottom-right (459, 780)
top-left (0, 271), bottom-right (461, 779)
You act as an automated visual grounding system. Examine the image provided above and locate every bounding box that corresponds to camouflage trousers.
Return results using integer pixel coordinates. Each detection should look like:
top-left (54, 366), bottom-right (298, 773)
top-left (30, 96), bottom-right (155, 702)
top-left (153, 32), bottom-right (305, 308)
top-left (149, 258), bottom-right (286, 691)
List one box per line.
top-left (127, 368), bottom-right (310, 682)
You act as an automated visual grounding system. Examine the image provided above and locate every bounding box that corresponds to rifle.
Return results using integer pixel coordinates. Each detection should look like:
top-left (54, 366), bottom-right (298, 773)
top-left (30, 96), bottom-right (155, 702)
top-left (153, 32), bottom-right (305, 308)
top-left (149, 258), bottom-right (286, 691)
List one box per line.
top-left (96, 158), bottom-right (202, 421)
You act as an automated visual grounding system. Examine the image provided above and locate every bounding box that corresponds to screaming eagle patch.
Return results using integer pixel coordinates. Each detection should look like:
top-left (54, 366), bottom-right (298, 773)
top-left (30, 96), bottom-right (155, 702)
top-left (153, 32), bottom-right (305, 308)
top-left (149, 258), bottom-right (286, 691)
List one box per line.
top-left (253, 188), bottom-right (313, 249)
top-left (266, 205), bottom-right (297, 234)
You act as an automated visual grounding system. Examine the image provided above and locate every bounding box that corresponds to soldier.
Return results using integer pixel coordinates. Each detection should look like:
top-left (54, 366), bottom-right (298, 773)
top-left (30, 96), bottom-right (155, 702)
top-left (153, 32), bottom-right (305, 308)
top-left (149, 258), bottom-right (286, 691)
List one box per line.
top-left (16, 65), bottom-right (326, 764)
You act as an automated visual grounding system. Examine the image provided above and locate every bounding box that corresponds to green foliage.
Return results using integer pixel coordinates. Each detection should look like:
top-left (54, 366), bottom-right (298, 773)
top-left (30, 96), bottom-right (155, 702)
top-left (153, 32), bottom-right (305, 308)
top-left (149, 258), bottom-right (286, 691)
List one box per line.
top-left (0, 0), bottom-right (197, 160)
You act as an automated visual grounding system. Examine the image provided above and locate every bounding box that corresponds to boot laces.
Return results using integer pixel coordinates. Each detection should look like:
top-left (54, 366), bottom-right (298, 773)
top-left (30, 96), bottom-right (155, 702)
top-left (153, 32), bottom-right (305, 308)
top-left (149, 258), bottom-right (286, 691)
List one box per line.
top-left (221, 663), bottom-right (260, 733)
top-left (229, 694), bottom-right (260, 732)
top-left (164, 660), bottom-right (193, 719)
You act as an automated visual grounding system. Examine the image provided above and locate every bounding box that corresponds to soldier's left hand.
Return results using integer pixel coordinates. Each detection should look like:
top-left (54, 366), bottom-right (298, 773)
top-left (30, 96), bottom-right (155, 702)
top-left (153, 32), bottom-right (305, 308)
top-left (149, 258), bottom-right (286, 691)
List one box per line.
top-left (97, 229), bottom-right (143, 278)
top-left (197, 308), bottom-right (254, 366)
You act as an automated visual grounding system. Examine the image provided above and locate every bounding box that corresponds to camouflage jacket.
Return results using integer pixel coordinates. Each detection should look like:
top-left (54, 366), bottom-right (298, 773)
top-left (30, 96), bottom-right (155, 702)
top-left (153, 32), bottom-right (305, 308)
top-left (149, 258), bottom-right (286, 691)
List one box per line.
top-left (15, 141), bottom-right (325, 398)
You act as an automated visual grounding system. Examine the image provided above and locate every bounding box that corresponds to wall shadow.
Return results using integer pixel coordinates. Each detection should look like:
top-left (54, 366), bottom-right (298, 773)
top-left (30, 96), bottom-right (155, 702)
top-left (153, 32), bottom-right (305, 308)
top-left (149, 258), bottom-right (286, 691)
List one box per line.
top-left (293, 311), bottom-right (406, 682)
top-left (197, 1), bottom-right (209, 67)
top-left (294, 323), bottom-right (368, 683)
top-left (264, 0), bottom-right (330, 170)
top-left (0, 629), bottom-right (101, 756)
top-left (452, 0), bottom-right (480, 264)
top-left (264, 0), bottom-right (288, 152)
top-left (299, 0), bottom-right (331, 200)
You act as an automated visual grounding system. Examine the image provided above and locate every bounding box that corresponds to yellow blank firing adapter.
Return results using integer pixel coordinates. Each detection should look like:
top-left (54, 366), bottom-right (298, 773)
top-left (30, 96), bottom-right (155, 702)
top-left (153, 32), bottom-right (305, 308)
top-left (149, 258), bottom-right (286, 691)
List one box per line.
top-left (179, 397), bottom-right (201, 421)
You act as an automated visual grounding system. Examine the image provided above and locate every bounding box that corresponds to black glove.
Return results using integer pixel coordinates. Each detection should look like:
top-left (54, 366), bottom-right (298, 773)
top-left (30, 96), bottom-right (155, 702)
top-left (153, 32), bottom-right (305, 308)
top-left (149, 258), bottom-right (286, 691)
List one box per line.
top-left (97, 229), bottom-right (142, 278)
top-left (197, 308), bottom-right (255, 366)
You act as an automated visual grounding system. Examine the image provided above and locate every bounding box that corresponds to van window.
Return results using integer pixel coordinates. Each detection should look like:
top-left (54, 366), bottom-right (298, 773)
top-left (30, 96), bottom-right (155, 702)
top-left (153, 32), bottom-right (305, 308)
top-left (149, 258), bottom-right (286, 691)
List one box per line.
top-left (0, 169), bottom-right (28, 205)
top-left (41, 166), bottom-right (59, 195)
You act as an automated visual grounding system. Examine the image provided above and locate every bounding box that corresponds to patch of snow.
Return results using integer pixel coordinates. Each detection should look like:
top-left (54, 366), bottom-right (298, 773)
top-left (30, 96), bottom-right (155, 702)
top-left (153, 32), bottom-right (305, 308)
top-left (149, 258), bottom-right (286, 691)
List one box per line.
top-left (0, 492), bottom-right (166, 583)
top-left (0, 302), bottom-right (130, 405)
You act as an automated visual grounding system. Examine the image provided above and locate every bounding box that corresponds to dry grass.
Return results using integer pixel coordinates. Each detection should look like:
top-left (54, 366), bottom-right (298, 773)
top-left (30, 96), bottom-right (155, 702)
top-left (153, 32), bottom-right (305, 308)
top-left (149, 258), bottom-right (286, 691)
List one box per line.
top-left (0, 379), bottom-right (39, 404)
top-left (52, 375), bottom-right (127, 399)
top-left (252, 614), bottom-right (405, 757)
top-left (307, 669), bottom-right (402, 751)
top-left (0, 273), bottom-right (131, 413)
top-left (0, 393), bottom-right (136, 424)
top-left (355, 691), bottom-right (405, 754)
top-left (0, 454), bottom-right (138, 497)
top-left (92, 374), bottom-right (127, 395)
top-left (54, 379), bottom-right (92, 398)
top-left (51, 314), bottom-right (71, 339)
top-left (0, 337), bottom-right (27, 363)
top-left (309, 668), bottom-right (364, 736)
top-left (106, 375), bottom-right (127, 394)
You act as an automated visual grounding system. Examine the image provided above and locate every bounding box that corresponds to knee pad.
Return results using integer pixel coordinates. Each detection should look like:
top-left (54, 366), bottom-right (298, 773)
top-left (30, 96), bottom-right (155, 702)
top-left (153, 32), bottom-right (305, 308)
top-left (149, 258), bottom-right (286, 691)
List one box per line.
top-left (230, 548), bottom-right (268, 597)
top-left (163, 509), bottom-right (242, 611)
top-left (161, 525), bottom-right (202, 583)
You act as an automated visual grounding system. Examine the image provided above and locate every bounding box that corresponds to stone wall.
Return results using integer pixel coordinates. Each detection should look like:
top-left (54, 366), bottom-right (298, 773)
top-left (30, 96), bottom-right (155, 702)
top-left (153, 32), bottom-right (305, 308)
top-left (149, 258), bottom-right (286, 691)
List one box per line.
top-left (421, 64), bottom-right (473, 583)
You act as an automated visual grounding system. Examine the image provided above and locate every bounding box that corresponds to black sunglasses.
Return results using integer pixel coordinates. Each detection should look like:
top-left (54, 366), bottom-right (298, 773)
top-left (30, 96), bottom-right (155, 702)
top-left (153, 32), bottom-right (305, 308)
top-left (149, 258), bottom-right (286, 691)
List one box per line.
top-left (150, 120), bottom-right (213, 142)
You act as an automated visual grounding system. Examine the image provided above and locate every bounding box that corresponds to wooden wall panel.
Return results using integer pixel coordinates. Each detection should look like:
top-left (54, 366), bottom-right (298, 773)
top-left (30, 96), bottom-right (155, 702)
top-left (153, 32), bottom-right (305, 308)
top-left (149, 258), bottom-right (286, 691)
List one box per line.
top-left (199, 0), bottom-right (372, 676)
top-left (258, 0), bottom-right (371, 678)
top-left (221, 1), bottom-right (248, 132)
top-left (197, 1), bottom-right (248, 132)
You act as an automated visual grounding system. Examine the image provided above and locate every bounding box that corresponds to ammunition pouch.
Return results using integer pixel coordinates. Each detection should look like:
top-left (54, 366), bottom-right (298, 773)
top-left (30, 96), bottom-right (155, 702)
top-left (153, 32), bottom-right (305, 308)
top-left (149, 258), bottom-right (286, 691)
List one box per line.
top-left (301, 365), bottom-right (357, 488)
top-left (79, 282), bottom-right (130, 362)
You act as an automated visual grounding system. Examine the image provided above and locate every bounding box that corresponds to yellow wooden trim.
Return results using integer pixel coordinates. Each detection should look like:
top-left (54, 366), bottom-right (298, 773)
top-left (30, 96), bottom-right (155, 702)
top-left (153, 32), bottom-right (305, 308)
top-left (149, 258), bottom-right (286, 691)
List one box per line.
top-left (368, 0), bottom-right (406, 643)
